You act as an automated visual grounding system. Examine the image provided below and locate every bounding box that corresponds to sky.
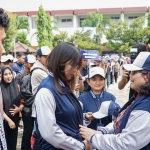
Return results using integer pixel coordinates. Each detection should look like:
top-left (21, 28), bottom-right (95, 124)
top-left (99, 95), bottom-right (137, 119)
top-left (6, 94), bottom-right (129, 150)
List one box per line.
top-left (1, 0), bottom-right (150, 12)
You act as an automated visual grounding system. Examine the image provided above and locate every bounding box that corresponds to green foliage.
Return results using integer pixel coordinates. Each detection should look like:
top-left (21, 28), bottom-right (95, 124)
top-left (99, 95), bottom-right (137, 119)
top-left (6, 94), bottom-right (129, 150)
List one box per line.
top-left (68, 30), bottom-right (101, 52)
top-left (36, 5), bottom-right (53, 49)
top-left (105, 16), bottom-right (149, 53)
top-left (53, 31), bottom-right (68, 47)
top-left (82, 12), bottom-right (110, 44)
top-left (3, 12), bottom-right (17, 54)
top-left (146, 12), bottom-right (150, 45)
top-left (16, 16), bottom-right (29, 31)
top-left (16, 32), bottom-right (31, 46)
top-left (148, 12), bottom-right (150, 27)
top-left (3, 12), bottom-right (30, 53)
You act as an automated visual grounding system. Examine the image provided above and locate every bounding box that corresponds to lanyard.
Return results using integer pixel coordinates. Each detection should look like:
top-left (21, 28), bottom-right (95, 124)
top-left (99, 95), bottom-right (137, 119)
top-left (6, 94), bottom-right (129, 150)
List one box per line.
top-left (90, 90), bottom-right (103, 124)
top-left (90, 90), bottom-right (103, 111)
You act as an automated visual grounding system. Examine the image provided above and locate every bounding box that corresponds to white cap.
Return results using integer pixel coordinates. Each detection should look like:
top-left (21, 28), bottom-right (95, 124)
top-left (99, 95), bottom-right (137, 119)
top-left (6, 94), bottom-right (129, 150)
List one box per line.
top-left (37, 46), bottom-right (51, 56)
top-left (7, 54), bottom-right (14, 61)
top-left (92, 101), bottom-right (110, 119)
top-left (24, 54), bottom-right (36, 63)
top-left (123, 52), bottom-right (150, 71)
top-left (89, 67), bottom-right (105, 78)
top-left (92, 101), bottom-right (120, 119)
top-left (0, 55), bottom-right (8, 63)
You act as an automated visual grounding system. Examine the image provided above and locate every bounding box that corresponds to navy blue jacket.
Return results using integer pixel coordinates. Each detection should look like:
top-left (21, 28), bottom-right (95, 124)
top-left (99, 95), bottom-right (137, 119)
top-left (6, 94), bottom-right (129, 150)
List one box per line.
top-left (78, 90), bottom-right (116, 130)
top-left (119, 95), bottom-right (150, 150)
top-left (36, 75), bottom-right (83, 150)
top-left (12, 62), bottom-right (24, 73)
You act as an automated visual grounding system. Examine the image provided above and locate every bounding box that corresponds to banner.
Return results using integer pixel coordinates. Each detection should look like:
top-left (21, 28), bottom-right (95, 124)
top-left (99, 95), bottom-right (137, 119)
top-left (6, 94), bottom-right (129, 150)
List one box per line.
top-left (80, 50), bottom-right (100, 60)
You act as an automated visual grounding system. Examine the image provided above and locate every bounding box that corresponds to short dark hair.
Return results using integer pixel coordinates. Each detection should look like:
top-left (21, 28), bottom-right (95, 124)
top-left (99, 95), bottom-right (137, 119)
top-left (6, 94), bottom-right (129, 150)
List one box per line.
top-left (17, 52), bottom-right (25, 58)
top-left (47, 42), bottom-right (82, 93)
top-left (139, 70), bottom-right (150, 96)
top-left (132, 44), bottom-right (148, 55)
top-left (0, 8), bottom-right (9, 28)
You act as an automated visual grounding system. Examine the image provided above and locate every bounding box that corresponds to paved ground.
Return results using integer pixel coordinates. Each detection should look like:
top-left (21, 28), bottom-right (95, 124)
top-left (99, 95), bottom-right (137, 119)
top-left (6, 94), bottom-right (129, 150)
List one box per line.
top-left (16, 76), bottom-right (130, 149)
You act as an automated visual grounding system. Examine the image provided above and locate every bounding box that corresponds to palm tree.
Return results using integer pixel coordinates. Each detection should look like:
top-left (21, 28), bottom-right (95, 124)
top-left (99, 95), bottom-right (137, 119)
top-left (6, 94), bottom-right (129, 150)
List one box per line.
top-left (82, 12), bottom-right (110, 44)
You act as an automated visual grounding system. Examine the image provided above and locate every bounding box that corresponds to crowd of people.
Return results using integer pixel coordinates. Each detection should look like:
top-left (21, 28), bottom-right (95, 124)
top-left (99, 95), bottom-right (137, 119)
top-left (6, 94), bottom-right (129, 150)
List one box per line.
top-left (1, 7), bottom-right (150, 150)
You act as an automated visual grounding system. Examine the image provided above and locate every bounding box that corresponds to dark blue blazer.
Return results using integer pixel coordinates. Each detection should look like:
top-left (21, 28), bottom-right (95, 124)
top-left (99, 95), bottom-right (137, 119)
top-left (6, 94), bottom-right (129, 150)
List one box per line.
top-left (78, 90), bottom-right (116, 130)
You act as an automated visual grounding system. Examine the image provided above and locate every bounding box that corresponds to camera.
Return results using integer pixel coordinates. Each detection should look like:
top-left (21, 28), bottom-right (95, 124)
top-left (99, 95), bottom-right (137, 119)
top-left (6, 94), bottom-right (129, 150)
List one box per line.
top-left (130, 48), bottom-right (138, 63)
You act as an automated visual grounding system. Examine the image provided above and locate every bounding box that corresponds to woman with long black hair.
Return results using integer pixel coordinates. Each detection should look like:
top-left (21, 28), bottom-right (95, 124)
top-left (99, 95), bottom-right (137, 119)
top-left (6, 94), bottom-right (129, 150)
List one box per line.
top-left (35, 42), bottom-right (92, 150)
top-left (1, 66), bottom-right (24, 150)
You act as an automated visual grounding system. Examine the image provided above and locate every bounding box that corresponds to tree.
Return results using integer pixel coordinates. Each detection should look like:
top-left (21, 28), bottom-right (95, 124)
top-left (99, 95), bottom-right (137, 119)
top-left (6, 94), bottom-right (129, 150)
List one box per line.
top-left (16, 16), bottom-right (29, 31)
top-left (36, 5), bottom-right (53, 49)
top-left (105, 16), bottom-right (149, 53)
top-left (16, 32), bottom-right (31, 46)
top-left (82, 12), bottom-right (110, 44)
top-left (53, 31), bottom-right (68, 47)
top-left (146, 12), bottom-right (150, 48)
top-left (3, 12), bottom-right (17, 53)
top-left (68, 30), bottom-right (102, 52)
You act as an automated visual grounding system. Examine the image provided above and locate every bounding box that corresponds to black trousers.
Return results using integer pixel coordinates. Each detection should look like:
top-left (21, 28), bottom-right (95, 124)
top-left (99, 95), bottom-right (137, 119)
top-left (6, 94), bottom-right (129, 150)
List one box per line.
top-left (4, 120), bottom-right (19, 150)
top-left (114, 72), bottom-right (118, 83)
top-left (21, 111), bottom-right (34, 150)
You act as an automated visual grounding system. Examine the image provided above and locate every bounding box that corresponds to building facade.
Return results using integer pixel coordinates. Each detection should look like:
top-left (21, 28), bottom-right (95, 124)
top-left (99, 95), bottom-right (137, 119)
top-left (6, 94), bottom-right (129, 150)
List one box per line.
top-left (1, 0), bottom-right (150, 47)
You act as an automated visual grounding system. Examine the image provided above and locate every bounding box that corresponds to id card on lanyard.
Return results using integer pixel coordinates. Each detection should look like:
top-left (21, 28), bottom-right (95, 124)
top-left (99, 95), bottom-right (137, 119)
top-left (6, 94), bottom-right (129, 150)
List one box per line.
top-left (90, 90), bottom-right (104, 130)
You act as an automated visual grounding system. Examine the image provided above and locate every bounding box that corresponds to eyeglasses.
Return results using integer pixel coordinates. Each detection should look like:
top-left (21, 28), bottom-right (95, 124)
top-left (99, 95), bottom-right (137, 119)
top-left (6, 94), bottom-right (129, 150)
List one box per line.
top-left (131, 70), bottom-right (148, 75)
top-left (130, 71), bottom-right (140, 75)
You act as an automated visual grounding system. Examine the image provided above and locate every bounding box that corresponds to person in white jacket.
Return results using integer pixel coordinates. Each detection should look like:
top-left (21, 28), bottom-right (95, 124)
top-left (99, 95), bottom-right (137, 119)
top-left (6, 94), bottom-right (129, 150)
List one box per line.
top-left (80, 52), bottom-right (150, 150)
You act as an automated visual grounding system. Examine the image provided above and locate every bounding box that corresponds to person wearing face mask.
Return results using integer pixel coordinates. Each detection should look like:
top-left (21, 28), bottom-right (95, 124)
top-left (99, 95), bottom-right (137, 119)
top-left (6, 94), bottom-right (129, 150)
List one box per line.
top-left (1, 66), bottom-right (24, 150)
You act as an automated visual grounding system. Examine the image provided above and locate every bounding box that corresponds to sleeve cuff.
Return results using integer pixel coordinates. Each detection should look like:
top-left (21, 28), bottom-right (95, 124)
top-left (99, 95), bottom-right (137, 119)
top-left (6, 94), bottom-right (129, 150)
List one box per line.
top-left (90, 134), bottom-right (95, 144)
top-left (99, 128), bottom-right (108, 134)
top-left (83, 113), bottom-right (89, 121)
top-left (82, 142), bottom-right (85, 150)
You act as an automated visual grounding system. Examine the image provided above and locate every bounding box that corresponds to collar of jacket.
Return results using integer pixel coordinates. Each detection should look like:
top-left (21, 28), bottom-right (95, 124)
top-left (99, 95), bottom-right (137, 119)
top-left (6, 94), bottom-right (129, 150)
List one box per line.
top-left (90, 90), bottom-right (103, 99)
top-left (49, 72), bottom-right (65, 87)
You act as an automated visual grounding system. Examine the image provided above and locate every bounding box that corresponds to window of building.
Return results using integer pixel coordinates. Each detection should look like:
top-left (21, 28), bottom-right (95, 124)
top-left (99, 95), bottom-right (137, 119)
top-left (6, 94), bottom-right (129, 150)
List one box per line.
top-left (61, 19), bottom-right (72, 22)
top-left (80, 18), bottom-right (86, 27)
top-left (128, 16), bottom-right (139, 24)
top-left (31, 17), bottom-right (37, 29)
top-left (111, 17), bottom-right (120, 23)
top-left (128, 16), bottom-right (138, 20)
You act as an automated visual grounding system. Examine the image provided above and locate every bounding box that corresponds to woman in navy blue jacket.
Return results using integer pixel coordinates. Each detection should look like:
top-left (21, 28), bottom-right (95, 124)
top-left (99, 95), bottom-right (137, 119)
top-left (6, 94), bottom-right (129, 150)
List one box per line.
top-left (79, 67), bottom-right (117, 130)
top-left (34, 42), bottom-right (91, 150)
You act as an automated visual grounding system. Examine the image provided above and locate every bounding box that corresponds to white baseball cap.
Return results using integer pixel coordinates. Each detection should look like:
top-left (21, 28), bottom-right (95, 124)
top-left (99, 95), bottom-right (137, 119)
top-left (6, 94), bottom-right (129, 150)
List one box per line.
top-left (123, 52), bottom-right (150, 71)
top-left (92, 101), bottom-right (120, 119)
top-left (0, 55), bottom-right (8, 63)
top-left (89, 67), bottom-right (105, 78)
top-left (37, 46), bottom-right (51, 56)
top-left (7, 54), bottom-right (14, 61)
top-left (24, 54), bottom-right (36, 63)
